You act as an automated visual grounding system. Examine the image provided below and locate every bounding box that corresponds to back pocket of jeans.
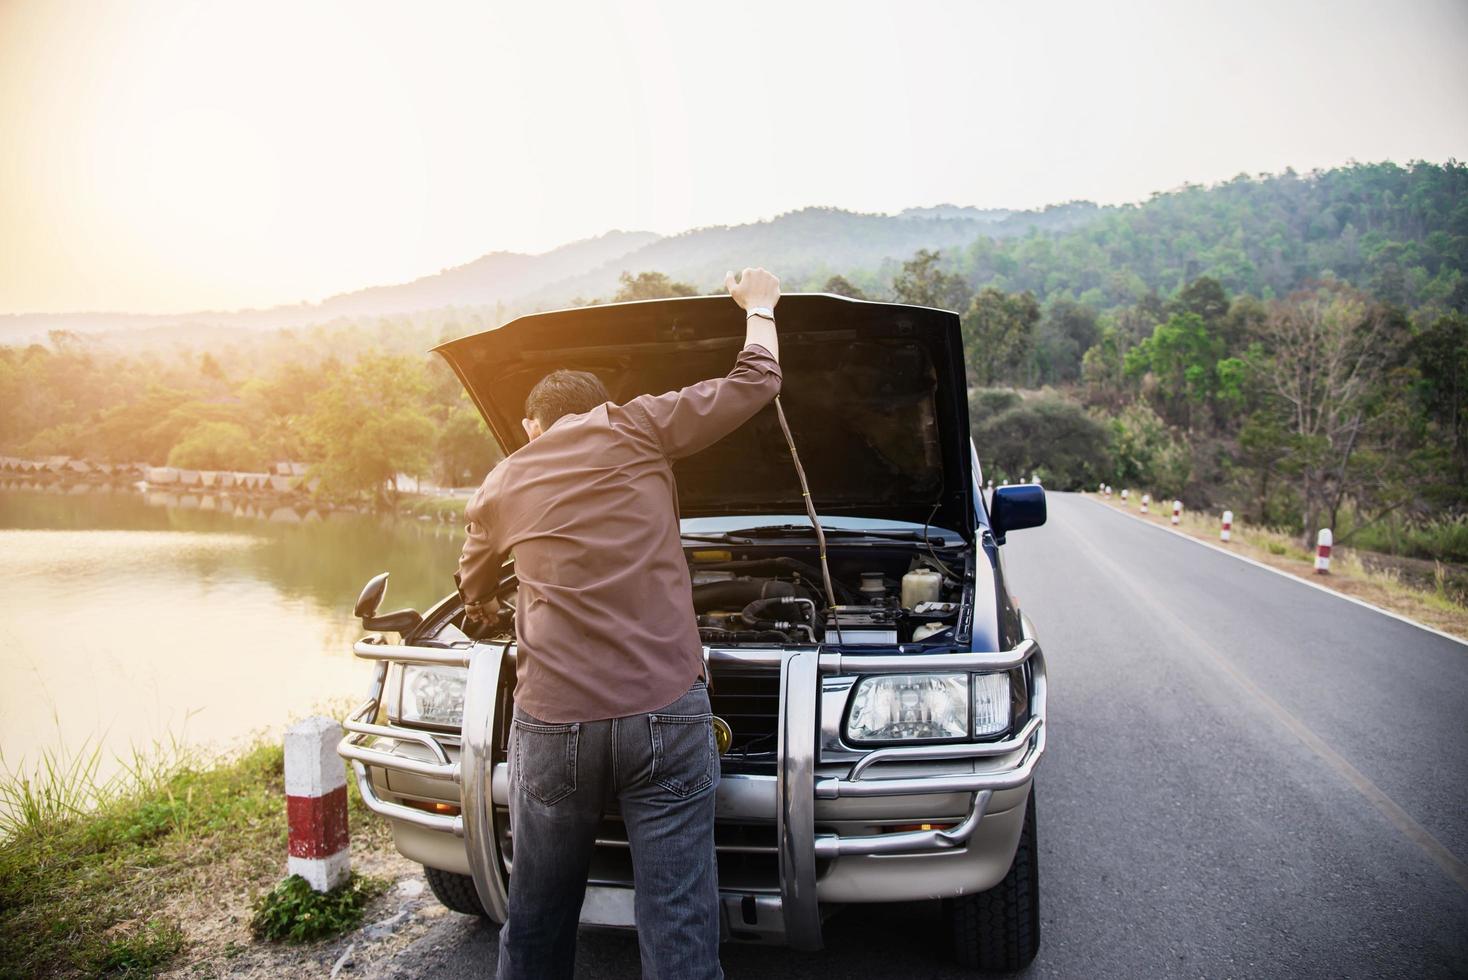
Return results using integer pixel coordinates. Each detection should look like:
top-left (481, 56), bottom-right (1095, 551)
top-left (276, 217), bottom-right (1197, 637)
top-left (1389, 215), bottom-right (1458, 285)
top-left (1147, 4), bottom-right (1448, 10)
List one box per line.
top-left (648, 713), bottom-right (715, 798)
top-left (512, 719), bottom-right (578, 806)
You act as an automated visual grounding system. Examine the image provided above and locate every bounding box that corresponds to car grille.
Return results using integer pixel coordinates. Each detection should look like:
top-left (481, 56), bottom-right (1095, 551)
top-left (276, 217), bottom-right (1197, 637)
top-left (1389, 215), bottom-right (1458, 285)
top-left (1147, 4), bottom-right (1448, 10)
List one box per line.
top-left (586, 816), bottom-right (780, 894)
top-left (493, 662), bottom-right (781, 774)
top-left (709, 667), bottom-right (781, 775)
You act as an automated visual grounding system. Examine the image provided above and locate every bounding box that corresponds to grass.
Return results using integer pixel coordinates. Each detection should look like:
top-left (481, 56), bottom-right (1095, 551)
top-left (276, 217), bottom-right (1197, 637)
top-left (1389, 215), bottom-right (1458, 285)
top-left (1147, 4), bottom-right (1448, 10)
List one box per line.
top-left (0, 733), bottom-right (391, 978)
top-left (1093, 492), bottom-right (1468, 641)
top-left (1339, 513), bottom-right (1468, 565)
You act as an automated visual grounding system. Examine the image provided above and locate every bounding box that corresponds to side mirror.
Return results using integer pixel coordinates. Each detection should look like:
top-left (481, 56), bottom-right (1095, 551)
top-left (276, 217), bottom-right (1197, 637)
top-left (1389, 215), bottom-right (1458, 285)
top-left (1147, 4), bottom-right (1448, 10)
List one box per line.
top-left (355, 571), bottom-right (423, 634)
top-left (991, 484), bottom-right (1046, 544)
top-left (355, 572), bottom-right (390, 618)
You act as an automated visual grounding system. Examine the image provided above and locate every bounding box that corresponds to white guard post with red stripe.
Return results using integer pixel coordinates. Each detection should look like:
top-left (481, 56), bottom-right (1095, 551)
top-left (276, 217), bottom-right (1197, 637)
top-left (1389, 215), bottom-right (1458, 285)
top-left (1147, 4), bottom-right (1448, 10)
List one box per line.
top-left (1121, 488), bottom-right (1129, 506)
top-left (1315, 528), bottom-right (1333, 574)
top-left (1140, 493), bottom-right (1150, 514)
top-left (1172, 500), bottom-right (1182, 525)
top-left (1221, 509), bottom-right (1233, 542)
top-left (286, 716), bottom-right (350, 891)
top-left (1104, 485), bottom-right (1112, 499)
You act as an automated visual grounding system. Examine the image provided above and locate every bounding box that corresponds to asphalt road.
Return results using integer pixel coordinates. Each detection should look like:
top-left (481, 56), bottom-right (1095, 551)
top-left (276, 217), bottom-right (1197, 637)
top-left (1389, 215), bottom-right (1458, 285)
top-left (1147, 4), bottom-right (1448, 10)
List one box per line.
top-left (367, 492), bottom-right (1468, 979)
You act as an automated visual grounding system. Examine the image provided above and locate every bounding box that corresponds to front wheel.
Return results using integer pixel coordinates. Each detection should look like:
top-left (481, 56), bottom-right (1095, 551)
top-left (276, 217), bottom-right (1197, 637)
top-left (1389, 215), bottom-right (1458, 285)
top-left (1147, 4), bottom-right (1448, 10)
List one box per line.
top-left (423, 865), bottom-right (488, 918)
top-left (948, 786), bottom-right (1040, 971)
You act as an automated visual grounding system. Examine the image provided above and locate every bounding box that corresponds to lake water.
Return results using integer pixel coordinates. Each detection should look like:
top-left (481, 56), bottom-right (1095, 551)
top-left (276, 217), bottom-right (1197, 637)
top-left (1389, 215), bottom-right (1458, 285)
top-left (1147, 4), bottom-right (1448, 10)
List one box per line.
top-left (0, 486), bottom-right (463, 789)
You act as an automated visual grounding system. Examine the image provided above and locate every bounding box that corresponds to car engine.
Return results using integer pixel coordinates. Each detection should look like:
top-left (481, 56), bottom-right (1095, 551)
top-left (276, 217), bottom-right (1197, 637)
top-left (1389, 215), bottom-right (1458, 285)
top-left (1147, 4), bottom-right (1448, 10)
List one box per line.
top-left (687, 547), bottom-right (967, 647)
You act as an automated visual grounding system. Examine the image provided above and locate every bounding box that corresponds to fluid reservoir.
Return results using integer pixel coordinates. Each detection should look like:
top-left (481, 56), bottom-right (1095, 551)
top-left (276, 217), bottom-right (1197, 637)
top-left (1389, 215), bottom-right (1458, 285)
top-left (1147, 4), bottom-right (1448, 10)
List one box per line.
top-left (901, 569), bottom-right (942, 609)
top-left (859, 572), bottom-right (886, 599)
top-left (912, 622), bottom-right (951, 642)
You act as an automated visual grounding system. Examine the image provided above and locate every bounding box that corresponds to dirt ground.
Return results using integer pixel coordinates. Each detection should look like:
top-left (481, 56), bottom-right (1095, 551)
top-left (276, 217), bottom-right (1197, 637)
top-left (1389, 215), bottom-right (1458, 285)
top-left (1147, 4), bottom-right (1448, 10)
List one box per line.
top-left (158, 840), bottom-right (470, 979)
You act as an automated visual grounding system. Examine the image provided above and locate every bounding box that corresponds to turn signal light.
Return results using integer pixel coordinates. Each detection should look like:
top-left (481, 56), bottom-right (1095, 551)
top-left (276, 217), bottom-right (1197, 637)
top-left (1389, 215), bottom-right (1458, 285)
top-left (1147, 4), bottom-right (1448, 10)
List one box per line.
top-left (883, 822), bottom-right (957, 834)
top-left (403, 799), bottom-right (461, 816)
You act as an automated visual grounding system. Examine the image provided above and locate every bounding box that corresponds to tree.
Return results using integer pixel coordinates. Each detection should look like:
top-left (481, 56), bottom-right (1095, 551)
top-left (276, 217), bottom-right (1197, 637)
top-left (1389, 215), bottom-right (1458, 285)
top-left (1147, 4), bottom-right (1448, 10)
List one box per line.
top-left (1030, 298), bottom-right (1099, 384)
top-left (613, 271), bottom-right (697, 302)
top-left (1235, 411), bottom-right (1294, 524)
top-left (1255, 284), bottom-right (1404, 539)
top-left (167, 421), bottom-right (263, 470)
top-left (1080, 326), bottom-right (1130, 410)
top-left (200, 352), bottom-right (226, 384)
top-left (1411, 312), bottom-right (1468, 496)
top-left (304, 352), bottom-right (437, 507)
top-left (892, 250), bottom-right (971, 311)
top-left (1168, 276), bottom-right (1229, 328)
top-left (963, 288), bottom-right (1040, 386)
top-left (438, 400), bottom-right (501, 488)
top-left (1124, 312), bottom-right (1223, 431)
top-left (821, 275), bottom-right (867, 300)
top-left (1107, 402), bottom-right (1193, 497)
top-left (973, 398), bottom-right (1110, 489)
top-left (242, 360), bottom-right (325, 462)
top-left (969, 388), bottom-right (1022, 420)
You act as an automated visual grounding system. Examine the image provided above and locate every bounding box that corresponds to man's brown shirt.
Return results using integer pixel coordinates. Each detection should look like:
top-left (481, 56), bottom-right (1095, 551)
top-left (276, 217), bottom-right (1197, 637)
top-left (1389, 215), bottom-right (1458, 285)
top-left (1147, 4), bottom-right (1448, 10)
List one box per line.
top-left (457, 344), bottom-right (782, 723)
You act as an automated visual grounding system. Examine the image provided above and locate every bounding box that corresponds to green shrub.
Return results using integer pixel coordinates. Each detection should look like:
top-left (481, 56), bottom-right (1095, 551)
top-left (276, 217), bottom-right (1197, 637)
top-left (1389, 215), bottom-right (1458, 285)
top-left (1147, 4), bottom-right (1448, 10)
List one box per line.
top-left (1107, 402), bottom-right (1192, 497)
top-left (250, 874), bottom-right (386, 943)
top-left (968, 387), bottom-right (1022, 419)
top-left (973, 396), bottom-right (1110, 489)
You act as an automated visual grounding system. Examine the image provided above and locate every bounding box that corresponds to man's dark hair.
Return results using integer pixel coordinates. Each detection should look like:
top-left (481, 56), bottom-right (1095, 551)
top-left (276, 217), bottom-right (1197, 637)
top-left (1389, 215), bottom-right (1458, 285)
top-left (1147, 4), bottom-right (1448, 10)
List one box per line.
top-left (524, 369), bottom-right (611, 429)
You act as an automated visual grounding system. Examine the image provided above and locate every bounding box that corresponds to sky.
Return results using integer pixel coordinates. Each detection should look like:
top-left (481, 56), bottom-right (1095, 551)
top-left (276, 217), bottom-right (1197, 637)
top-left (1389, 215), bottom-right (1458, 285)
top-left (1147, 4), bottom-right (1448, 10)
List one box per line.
top-left (1, 0), bottom-right (1465, 316)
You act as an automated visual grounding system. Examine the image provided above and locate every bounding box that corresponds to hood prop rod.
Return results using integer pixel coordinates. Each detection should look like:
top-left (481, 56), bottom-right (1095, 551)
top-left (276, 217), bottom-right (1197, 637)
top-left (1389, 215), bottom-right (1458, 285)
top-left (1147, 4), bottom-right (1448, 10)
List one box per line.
top-left (773, 395), bottom-right (842, 645)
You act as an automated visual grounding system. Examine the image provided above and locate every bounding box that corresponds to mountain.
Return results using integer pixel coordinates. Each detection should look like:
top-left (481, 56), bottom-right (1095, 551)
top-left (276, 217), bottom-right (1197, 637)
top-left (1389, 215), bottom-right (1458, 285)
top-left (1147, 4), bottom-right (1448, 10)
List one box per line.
top-left (4, 160), bottom-right (1462, 346)
top-left (0, 230), bottom-right (660, 344)
top-left (306, 229), bottom-right (661, 317)
top-left (0, 205), bottom-right (1101, 343)
top-left (517, 203), bottom-right (1107, 309)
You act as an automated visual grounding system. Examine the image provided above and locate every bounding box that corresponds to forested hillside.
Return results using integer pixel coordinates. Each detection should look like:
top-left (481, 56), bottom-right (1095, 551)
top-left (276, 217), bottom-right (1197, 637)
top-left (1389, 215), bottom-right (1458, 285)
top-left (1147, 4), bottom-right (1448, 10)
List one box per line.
top-left (939, 161), bottom-right (1466, 314)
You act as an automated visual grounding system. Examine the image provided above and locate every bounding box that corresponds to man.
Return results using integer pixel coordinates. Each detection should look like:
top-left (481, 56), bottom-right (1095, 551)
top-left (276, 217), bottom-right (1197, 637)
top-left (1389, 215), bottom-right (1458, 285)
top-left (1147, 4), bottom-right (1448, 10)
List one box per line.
top-left (457, 267), bottom-right (783, 980)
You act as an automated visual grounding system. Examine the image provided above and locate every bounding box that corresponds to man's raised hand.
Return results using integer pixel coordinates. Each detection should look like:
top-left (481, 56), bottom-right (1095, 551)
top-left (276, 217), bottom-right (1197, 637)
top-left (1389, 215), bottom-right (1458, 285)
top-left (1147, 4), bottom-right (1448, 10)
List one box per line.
top-left (724, 267), bottom-right (780, 313)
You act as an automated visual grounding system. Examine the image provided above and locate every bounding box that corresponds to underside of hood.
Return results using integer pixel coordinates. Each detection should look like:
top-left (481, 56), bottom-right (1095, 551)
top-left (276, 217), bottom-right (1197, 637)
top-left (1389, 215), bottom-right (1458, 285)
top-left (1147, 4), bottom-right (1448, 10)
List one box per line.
top-left (434, 293), bottom-right (974, 536)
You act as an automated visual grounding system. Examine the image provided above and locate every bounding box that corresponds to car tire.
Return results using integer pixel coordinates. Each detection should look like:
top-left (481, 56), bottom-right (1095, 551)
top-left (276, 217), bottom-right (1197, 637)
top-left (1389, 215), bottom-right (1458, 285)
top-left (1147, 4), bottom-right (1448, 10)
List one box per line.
top-left (423, 865), bottom-right (488, 918)
top-left (948, 786), bottom-right (1040, 972)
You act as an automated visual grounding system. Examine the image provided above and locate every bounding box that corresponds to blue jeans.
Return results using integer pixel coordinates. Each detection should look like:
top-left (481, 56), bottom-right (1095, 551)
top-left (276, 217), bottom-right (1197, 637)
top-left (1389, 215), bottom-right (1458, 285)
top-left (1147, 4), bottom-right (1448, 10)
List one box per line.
top-left (497, 680), bottom-right (722, 980)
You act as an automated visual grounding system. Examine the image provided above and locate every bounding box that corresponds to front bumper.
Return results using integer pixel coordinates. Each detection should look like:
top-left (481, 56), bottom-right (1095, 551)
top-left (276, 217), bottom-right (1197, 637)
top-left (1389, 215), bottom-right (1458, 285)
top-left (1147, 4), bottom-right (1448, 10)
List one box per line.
top-left (338, 627), bottom-right (1047, 950)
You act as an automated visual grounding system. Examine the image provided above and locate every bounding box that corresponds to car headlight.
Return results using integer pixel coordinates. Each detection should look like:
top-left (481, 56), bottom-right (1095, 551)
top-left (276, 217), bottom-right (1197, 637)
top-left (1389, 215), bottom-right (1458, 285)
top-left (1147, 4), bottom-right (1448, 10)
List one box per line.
top-left (972, 672), bottom-right (1012, 737)
top-left (846, 673), bottom-right (970, 742)
top-left (399, 665), bottom-right (468, 727)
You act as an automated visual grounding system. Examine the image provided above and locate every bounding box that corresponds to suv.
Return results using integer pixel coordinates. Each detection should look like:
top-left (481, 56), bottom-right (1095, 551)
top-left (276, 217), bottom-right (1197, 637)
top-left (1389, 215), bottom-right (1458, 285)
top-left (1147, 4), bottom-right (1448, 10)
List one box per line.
top-left (338, 294), bottom-right (1048, 971)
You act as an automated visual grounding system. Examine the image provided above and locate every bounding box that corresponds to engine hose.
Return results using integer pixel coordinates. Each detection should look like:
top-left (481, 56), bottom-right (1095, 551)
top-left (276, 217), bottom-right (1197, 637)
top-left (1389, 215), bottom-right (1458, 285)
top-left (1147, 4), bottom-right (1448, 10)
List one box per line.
top-left (691, 578), bottom-right (795, 611)
top-left (742, 596), bottom-right (816, 627)
top-left (773, 396), bottom-right (843, 644)
top-left (690, 558), bottom-right (857, 604)
top-left (697, 628), bottom-right (795, 644)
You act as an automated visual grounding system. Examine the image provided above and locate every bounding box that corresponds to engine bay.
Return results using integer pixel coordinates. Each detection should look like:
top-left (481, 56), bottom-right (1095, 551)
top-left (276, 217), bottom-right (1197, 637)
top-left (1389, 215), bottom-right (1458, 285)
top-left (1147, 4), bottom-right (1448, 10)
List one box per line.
top-left (685, 539), bottom-right (971, 647)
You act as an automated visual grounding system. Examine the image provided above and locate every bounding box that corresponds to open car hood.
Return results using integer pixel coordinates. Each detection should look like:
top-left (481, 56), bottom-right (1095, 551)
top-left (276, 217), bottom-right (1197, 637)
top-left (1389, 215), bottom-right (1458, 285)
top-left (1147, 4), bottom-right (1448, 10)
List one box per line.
top-left (434, 293), bottom-right (974, 536)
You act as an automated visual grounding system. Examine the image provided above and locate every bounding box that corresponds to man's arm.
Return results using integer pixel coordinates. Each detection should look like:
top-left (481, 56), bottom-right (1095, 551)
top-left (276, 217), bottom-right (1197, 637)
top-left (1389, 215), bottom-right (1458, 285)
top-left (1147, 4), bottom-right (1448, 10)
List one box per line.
top-left (457, 485), bottom-right (505, 623)
top-left (725, 267), bottom-right (780, 361)
top-left (627, 267), bottom-right (783, 460)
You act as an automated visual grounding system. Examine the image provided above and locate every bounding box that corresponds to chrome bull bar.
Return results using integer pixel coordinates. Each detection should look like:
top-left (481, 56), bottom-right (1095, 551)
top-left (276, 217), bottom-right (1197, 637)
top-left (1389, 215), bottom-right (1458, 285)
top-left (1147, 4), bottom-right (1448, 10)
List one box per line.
top-left (338, 629), bottom-right (1047, 951)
